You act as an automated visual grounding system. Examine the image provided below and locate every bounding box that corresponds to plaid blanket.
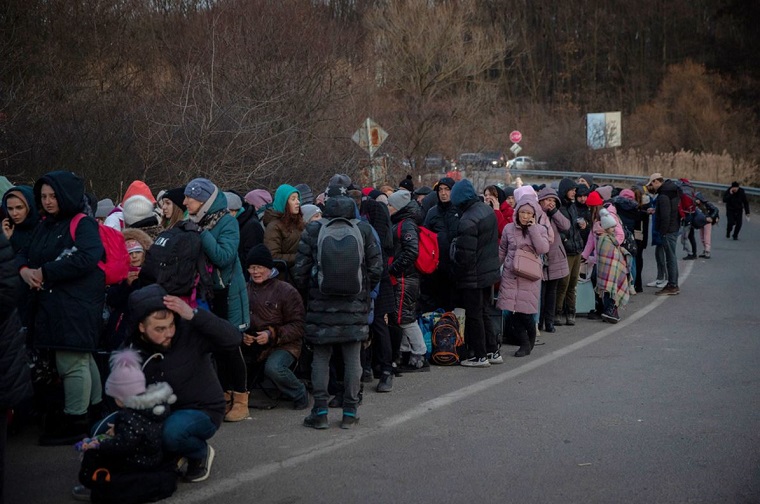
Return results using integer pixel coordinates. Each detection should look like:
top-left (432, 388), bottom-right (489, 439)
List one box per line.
top-left (595, 232), bottom-right (630, 307)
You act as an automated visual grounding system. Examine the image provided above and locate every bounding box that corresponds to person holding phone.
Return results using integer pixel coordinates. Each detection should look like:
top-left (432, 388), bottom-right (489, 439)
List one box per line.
top-left (2, 185), bottom-right (38, 254)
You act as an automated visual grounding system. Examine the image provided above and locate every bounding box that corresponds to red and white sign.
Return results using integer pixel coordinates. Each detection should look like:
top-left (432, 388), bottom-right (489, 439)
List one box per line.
top-left (509, 130), bottom-right (522, 144)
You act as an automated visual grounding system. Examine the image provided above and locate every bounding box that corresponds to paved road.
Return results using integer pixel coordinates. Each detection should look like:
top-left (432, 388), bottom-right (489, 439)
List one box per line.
top-left (7, 211), bottom-right (760, 504)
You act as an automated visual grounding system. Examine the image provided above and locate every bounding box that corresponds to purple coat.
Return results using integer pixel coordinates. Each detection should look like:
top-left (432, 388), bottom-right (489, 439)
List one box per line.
top-left (496, 199), bottom-right (551, 314)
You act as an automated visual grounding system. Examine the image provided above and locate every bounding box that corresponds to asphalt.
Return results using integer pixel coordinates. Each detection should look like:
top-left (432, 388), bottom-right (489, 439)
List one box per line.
top-left (6, 207), bottom-right (759, 504)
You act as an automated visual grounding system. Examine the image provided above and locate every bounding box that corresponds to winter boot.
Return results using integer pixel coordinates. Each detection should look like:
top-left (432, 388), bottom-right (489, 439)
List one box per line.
top-left (376, 371), bottom-right (393, 393)
top-left (553, 312), bottom-right (564, 326)
top-left (303, 407), bottom-right (329, 429)
top-left (566, 310), bottom-right (576, 326)
top-left (224, 392), bottom-right (250, 422)
top-left (223, 391), bottom-right (232, 415)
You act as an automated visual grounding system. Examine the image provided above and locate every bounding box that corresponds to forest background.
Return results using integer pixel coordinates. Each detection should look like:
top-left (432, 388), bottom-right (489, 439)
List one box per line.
top-left (2, 0), bottom-right (759, 198)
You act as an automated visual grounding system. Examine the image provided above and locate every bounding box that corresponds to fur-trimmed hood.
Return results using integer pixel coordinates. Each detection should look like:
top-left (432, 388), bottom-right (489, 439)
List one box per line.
top-left (122, 227), bottom-right (153, 252)
top-left (123, 381), bottom-right (177, 416)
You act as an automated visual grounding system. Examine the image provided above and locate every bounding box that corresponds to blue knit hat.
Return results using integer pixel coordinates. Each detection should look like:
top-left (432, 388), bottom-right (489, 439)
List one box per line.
top-left (184, 178), bottom-right (216, 203)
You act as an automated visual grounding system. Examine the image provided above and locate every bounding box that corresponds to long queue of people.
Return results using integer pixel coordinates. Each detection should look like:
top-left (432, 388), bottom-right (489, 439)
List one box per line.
top-left (0, 170), bottom-right (751, 503)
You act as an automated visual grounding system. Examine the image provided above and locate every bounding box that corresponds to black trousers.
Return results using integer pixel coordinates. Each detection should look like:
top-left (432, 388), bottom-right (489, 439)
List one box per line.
top-left (370, 305), bottom-right (393, 375)
top-left (459, 287), bottom-right (499, 359)
top-left (540, 278), bottom-right (559, 326)
top-left (726, 211), bottom-right (743, 238)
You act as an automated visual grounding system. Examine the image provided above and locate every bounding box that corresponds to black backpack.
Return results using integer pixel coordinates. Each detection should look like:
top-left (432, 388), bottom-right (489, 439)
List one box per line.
top-left (620, 226), bottom-right (638, 256)
top-left (316, 217), bottom-right (365, 296)
top-left (139, 221), bottom-right (212, 298)
top-left (79, 450), bottom-right (177, 504)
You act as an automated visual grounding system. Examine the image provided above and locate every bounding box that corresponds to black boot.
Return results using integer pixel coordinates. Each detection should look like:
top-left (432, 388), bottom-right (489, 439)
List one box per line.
top-left (39, 412), bottom-right (89, 446)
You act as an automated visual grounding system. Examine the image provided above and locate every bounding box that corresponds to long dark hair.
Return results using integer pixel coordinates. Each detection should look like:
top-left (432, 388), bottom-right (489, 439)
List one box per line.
top-left (280, 207), bottom-right (305, 232)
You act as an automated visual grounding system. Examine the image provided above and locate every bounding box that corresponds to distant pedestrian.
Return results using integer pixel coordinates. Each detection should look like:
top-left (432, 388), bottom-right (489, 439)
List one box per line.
top-left (723, 182), bottom-right (750, 240)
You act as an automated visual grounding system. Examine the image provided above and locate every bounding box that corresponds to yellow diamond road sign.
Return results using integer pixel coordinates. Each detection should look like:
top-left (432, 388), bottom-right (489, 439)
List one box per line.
top-left (352, 118), bottom-right (388, 158)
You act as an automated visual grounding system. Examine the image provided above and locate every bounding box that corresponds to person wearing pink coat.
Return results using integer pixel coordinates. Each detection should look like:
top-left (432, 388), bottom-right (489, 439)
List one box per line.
top-left (496, 197), bottom-right (551, 357)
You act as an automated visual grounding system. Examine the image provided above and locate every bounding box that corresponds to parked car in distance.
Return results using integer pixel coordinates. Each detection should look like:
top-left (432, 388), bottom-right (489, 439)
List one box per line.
top-left (507, 156), bottom-right (535, 169)
top-left (480, 151), bottom-right (507, 167)
top-left (424, 154), bottom-right (450, 172)
top-left (458, 152), bottom-right (484, 168)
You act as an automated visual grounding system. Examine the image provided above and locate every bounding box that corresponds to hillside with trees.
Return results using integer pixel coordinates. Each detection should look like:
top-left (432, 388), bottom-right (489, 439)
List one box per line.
top-left (2, 0), bottom-right (758, 197)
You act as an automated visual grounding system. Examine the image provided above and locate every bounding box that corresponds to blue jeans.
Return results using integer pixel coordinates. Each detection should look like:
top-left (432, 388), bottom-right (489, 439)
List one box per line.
top-left (162, 409), bottom-right (217, 460)
top-left (264, 349), bottom-right (306, 402)
top-left (662, 232), bottom-right (679, 287)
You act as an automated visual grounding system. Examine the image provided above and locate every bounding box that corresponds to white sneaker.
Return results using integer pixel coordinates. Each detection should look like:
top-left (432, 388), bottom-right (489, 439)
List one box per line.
top-left (647, 279), bottom-right (667, 288)
top-left (487, 351), bottom-right (504, 365)
top-left (460, 356), bottom-right (491, 368)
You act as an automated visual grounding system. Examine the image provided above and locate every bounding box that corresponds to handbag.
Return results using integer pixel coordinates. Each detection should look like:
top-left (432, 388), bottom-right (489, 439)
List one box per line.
top-left (512, 248), bottom-right (543, 281)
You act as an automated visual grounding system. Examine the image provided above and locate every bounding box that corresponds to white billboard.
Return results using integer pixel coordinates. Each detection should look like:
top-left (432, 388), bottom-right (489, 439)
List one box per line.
top-left (587, 112), bottom-right (622, 149)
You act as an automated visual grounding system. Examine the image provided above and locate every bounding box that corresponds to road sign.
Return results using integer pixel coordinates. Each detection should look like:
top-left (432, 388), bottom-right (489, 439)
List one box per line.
top-left (509, 130), bottom-right (522, 144)
top-left (510, 143), bottom-right (522, 155)
top-left (352, 118), bottom-right (388, 158)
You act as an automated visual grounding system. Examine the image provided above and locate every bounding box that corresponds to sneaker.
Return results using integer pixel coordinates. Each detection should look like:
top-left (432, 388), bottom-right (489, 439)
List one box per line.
top-left (683, 254), bottom-right (697, 260)
top-left (303, 410), bottom-right (329, 430)
top-left (487, 351), bottom-right (504, 365)
top-left (460, 356), bottom-right (491, 368)
top-left (655, 285), bottom-right (680, 296)
top-left (601, 311), bottom-right (620, 324)
top-left (376, 372), bottom-right (393, 393)
top-left (646, 278), bottom-right (666, 288)
top-left (698, 252), bottom-right (711, 258)
top-left (184, 445), bottom-right (215, 482)
top-left (340, 413), bottom-right (359, 429)
top-left (71, 484), bottom-right (91, 501)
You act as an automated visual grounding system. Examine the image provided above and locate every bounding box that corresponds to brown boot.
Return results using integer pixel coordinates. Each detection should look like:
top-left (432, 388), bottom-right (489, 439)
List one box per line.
top-left (223, 391), bottom-right (232, 415)
top-left (224, 392), bottom-right (250, 422)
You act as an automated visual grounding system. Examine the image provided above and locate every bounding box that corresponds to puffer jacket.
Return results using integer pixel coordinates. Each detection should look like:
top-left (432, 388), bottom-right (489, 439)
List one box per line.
top-left (200, 191), bottom-right (249, 331)
top-left (613, 196), bottom-right (638, 232)
top-left (292, 196), bottom-right (382, 345)
top-left (496, 198), bottom-right (551, 314)
top-left (537, 187), bottom-right (570, 280)
top-left (655, 179), bottom-right (681, 235)
top-left (2, 185), bottom-right (39, 253)
top-left (263, 208), bottom-right (304, 270)
top-left (247, 275), bottom-right (304, 361)
top-left (558, 179), bottom-right (584, 255)
top-left (20, 171), bottom-right (105, 351)
top-left (0, 233), bottom-right (32, 409)
top-left (360, 198), bottom-right (394, 317)
top-left (390, 202), bottom-right (420, 325)
top-left (450, 180), bottom-right (500, 290)
top-left (424, 200), bottom-right (459, 277)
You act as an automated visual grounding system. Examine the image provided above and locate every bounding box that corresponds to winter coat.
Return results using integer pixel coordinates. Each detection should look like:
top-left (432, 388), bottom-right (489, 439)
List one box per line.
top-left (0, 234), bottom-right (32, 410)
top-left (126, 308), bottom-right (242, 428)
top-left (424, 200), bottom-right (459, 277)
top-left (613, 196), bottom-right (638, 233)
top-left (723, 187), bottom-right (750, 215)
top-left (655, 179), bottom-right (681, 235)
top-left (200, 192), bottom-right (250, 331)
top-left (2, 185), bottom-right (39, 254)
top-left (450, 180), bottom-right (500, 290)
top-left (496, 198), bottom-right (551, 314)
top-left (695, 194), bottom-right (720, 224)
top-left (390, 203), bottom-right (421, 325)
top-left (97, 382), bottom-right (175, 471)
top-left (574, 202), bottom-right (592, 245)
top-left (582, 204), bottom-right (624, 264)
top-left (263, 208), bottom-right (304, 270)
top-left (559, 195), bottom-right (585, 256)
top-left (247, 276), bottom-right (304, 361)
top-left (494, 200), bottom-right (514, 236)
top-left (360, 198), bottom-right (394, 316)
top-left (292, 196), bottom-right (382, 345)
top-left (537, 187), bottom-right (570, 281)
top-left (236, 205), bottom-right (265, 280)
top-left (20, 171), bottom-right (105, 351)
top-left (595, 231), bottom-right (631, 308)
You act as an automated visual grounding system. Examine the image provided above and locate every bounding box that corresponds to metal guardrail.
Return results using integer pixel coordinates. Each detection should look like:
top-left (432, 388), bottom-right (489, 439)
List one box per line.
top-left (490, 168), bottom-right (760, 196)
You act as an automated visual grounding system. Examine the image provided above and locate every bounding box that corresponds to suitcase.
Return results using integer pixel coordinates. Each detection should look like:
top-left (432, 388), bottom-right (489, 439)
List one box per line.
top-left (575, 280), bottom-right (596, 314)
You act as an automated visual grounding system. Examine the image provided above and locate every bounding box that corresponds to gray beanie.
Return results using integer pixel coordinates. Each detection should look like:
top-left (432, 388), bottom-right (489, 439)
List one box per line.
top-left (224, 192), bottom-right (242, 211)
top-left (387, 189), bottom-right (411, 210)
top-left (328, 174), bottom-right (352, 189)
top-left (184, 178), bottom-right (216, 203)
top-left (123, 195), bottom-right (156, 226)
top-left (294, 184), bottom-right (314, 205)
top-left (301, 204), bottom-right (322, 223)
top-left (95, 198), bottom-right (115, 219)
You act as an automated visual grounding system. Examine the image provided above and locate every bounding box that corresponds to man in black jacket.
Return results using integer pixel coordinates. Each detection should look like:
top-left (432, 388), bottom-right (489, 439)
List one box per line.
top-left (423, 177), bottom-right (459, 312)
top-left (723, 181), bottom-right (750, 240)
top-left (648, 173), bottom-right (681, 295)
top-left (450, 179), bottom-right (501, 367)
top-left (556, 178), bottom-right (585, 325)
top-left (125, 284), bottom-right (243, 483)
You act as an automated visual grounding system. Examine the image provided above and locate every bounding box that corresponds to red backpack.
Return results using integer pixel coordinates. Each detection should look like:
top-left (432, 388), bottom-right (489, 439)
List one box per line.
top-left (70, 214), bottom-right (131, 285)
top-left (397, 219), bottom-right (439, 274)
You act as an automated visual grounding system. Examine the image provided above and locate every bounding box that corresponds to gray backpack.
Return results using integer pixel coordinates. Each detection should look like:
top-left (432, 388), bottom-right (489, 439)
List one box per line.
top-left (316, 217), bottom-right (365, 296)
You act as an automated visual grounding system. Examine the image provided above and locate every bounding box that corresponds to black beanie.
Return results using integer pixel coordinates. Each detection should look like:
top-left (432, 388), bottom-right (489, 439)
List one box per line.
top-left (399, 175), bottom-right (414, 192)
top-left (163, 186), bottom-right (187, 212)
top-left (246, 244), bottom-right (274, 269)
top-left (129, 284), bottom-right (168, 323)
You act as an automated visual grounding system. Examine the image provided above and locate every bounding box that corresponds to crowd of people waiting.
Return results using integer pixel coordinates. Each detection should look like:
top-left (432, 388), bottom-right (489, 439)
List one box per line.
top-left (0, 169), bottom-right (751, 502)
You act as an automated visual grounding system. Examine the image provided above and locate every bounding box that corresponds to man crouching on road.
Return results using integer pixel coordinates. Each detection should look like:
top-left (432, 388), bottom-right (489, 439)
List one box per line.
top-left (125, 284), bottom-right (243, 482)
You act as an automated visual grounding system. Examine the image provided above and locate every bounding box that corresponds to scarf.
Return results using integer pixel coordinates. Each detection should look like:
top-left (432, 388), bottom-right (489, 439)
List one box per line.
top-left (199, 208), bottom-right (229, 231)
top-left (188, 186), bottom-right (219, 224)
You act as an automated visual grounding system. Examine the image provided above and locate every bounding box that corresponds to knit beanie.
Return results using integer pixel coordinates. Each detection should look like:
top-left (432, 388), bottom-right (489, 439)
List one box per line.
top-left (578, 174), bottom-right (595, 187)
top-left (125, 239), bottom-right (144, 254)
top-left (129, 284), bottom-right (168, 323)
top-left (162, 186), bottom-right (187, 212)
top-left (123, 195), bottom-right (157, 226)
top-left (95, 198), bottom-right (115, 219)
top-left (273, 184), bottom-right (300, 213)
top-left (596, 185), bottom-right (613, 202)
top-left (105, 349), bottom-right (146, 403)
top-left (414, 186), bottom-right (433, 197)
top-left (575, 185), bottom-right (591, 197)
top-left (224, 192), bottom-right (243, 211)
top-left (244, 189), bottom-right (272, 210)
top-left (246, 243), bottom-right (274, 269)
top-left (399, 175), bottom-right (414, 192)
top-left (387, 189), bottom-right (411, 210)
top-left (324, 184), bottom-right (349, 200)
top-left (123, 180), bottom-right (156, 204)
top-left (294, 184), bottom-right (314, 205)
top-left (599, 208), bottom-right (617, 230)
top-left (503, 186), bottom-right (516, 198)
top-left (301, 204), bottom-right (322, 224)
top-left (619, 189), bottom-right (636, 200)
top-left (185, 178), bottom-right (216, 203)
top-left (586, 190), bottom-right (604, 207)
top-left (329, 174), bottom-right (353, 189)
top-left (362, 187), bottom-right (374, 197)
top-left (435, 177), bottom-right (456, 191)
